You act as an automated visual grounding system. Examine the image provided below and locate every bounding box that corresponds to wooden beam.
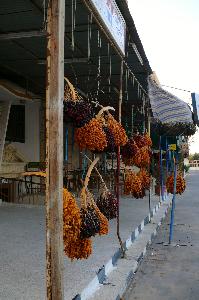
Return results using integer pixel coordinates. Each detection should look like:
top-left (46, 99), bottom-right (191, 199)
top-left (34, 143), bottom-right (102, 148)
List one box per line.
top-left (38, 58), bottom-right (89, 64)
top-left (0, 30), bottom-right (46, 40)
top-left (29, 0), bottom-right (43, 14)
top-left (46, 0), bottom-right (65, 299)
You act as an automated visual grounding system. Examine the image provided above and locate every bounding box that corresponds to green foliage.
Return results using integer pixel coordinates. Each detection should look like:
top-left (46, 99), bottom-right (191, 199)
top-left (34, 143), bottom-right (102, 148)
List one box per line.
top-left (189, 153), bottom-right (199, 160)
top-left (183, 164), bottom-right (190, 173)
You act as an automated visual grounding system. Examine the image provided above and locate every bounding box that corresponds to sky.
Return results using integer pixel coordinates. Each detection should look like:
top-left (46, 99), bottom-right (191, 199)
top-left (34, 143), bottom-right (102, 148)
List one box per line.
top-left (128, 0), bottom-right (199, 154)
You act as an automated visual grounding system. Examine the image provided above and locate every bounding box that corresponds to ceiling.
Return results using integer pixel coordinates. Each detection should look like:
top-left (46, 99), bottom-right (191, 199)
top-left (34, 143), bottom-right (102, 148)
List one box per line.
top-left (0, 0), bottom-right (152, 129)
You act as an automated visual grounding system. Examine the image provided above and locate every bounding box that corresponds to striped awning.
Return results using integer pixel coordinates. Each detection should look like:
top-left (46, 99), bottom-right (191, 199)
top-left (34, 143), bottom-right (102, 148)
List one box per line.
top-left (148, 78), bottom-right (193, 124)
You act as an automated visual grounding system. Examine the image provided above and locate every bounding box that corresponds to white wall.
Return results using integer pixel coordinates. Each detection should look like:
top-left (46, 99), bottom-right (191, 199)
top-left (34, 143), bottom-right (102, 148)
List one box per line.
top-left (0, 101), bottom-right (11, 164)
top-left (184, 158), bottom-right (189, 166)
top-left (11, 101), bottom-right (40, 162)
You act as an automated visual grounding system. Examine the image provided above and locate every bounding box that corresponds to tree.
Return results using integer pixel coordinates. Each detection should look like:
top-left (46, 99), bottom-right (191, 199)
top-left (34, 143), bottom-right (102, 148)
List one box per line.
top-left (189, 153), bottom-right (199, 160)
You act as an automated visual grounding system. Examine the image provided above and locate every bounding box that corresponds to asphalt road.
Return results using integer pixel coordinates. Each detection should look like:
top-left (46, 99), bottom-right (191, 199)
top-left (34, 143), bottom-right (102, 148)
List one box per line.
top-left (125, 170), bottom-right (199, 300)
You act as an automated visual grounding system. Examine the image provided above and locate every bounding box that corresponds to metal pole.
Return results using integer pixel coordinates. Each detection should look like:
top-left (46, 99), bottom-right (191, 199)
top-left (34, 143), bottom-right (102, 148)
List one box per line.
top-left (166, 137), bottom-right (169, 178)
top-left (131, 105), bottom-right (134, 134)
top-left (169, 154), bottom-right (177, 244)
top-left (148, 184), bottom-right (151, 216)
top-left (165, 137), bottom-right (169, 200)
top-left (46, 0), bottom-right (65, 299)
top-left (147, 108), bottom-right (151, 217)
top-left (159, 136), bottom-right (164, 201)
top-left (116, 60), bottom-right (125, 257)
top-left (168, 150), bottom-right (171, 174)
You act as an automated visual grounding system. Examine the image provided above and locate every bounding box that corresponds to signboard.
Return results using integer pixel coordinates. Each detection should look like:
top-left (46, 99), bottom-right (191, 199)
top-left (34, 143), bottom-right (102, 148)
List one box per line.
top-left (168, 144), bottom-right (177, 151)
top-left (89, 0), bottom-right (126, 55)
top-left (191, 93), bottom-right (199, 125)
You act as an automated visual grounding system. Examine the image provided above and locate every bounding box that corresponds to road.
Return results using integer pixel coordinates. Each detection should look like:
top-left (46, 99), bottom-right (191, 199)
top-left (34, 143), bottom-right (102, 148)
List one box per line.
top-left (125, 170), bottom-right (199, 300)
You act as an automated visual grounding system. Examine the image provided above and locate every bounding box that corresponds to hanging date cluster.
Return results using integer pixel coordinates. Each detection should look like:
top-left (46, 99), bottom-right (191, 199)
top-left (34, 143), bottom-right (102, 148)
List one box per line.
top-left (75, 108), bottom-right (128, 153)
top-left (133, 146), bottom-right (151, 168)
top-left (107, 114), bottom-right (128, 147)
top-left (63, 188), bottom-right (92, 260)
top-left (133, 133), bottom-right (152, 148)
top-left (63, 186), bottom-right (110, 260)
top-left (96, 183), bottom-right (118, 220)
top-left (80, 188), bottom-right (109, 239)
top-left (138, 168), bottom-right (151, 190)
top-left (124, 168), bottom-right (151, 199)
top-left (121, 139), bottom-right (139, 165)
top-left (121, 133), bottom-right (152, 168)
top-left (166, 174), bottom-right (186, 195)
top-left (75, 118), bottom-right (107, 151)
top-left (64, 77), bottom-right (93, 127)
top-left (124, 171), bottom-right (144, 198)
top-left (64, 100), bottom-right (93, 127)
top-left (102, 126), bottom-right (116, 152)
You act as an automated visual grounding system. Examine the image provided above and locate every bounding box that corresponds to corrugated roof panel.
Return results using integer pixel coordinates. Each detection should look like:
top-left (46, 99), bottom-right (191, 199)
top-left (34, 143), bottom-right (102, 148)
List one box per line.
top-left (0, 0), bottom-right (34, 14)
top-left (148, 78), bottom-right (193, 124)
top-left (2, 60), bottom-right (45, 77)
top-left (0, 12), bottom-right (42, 32)
top-left (0, 40), bottom-right (37, 60)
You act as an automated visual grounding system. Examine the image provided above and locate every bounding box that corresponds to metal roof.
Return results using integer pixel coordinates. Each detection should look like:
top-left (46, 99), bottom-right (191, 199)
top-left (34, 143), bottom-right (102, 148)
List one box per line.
top-left (0, 0), bottom-right (152, 129)
top-left (116, 0), bottom-right (152, 74)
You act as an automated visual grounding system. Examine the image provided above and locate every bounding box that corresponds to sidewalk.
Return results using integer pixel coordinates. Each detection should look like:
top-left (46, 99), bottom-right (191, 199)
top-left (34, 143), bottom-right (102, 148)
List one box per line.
top-left (0, 191), bottom-right (160, 300)
top-left (124, 170), bottom-right (199, 300)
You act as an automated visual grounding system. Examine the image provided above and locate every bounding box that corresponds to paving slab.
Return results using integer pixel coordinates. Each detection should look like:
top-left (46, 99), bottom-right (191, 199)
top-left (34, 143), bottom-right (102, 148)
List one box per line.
top-left (0, 192), bottom-right (160, 300)
top-left (125, 171), bottom-right (199, 300)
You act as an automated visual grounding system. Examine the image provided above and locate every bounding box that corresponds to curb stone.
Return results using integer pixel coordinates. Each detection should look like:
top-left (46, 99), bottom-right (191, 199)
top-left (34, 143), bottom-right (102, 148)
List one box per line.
top-left (73, 196), bottom-right (172, 300)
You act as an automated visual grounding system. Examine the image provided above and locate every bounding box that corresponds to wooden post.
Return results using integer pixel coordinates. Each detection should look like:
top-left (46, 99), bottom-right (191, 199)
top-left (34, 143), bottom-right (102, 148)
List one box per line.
top-left (46, 0), bottom-right (65, 299)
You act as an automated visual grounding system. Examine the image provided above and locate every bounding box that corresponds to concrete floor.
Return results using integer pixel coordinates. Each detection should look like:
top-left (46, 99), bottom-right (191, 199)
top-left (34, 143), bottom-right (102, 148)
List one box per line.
top-left (0, 192), bottom-right (159, 300)
top-left (125, 170), bottom-right (199, 300)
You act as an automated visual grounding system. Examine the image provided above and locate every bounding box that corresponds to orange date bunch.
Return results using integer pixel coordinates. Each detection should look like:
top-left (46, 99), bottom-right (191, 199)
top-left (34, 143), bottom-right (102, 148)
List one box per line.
top-left (121, 139), bottom-right (139, 166)
top-left (75, 118), bottom-right (107, 151)
top-left (138, 169), bottom-right (151, 190)
top-left (65, 238), bottom-right (92, 260)
top-left (134, 146), bottom-right (151, 168)
top-left (166, 174), bottom-right (186, 195)
top-left (124, 171), bottom-right (144, 199)
top-left (144, 133), bottom-right (152, 147)
top-left (121, 133), bottom-right (152, 167)
top-left (94, 205), bottom-right (109, 236)
top-left (133, 133), bottom-right (152, 148)
top-left (63, 188), bottom-right (92, 260)
top-left (107, 115), bottom-right (128, 147)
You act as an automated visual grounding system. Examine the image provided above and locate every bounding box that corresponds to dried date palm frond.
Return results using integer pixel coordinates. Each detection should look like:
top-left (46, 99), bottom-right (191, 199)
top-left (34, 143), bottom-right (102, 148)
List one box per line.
top-left (64, 77), bottom-right (82, 102)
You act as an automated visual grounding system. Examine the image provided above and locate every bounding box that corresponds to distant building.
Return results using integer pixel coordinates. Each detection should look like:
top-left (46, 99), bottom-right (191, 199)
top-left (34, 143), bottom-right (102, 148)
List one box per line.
top-left (189, 160), bottom-right (199, 168)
